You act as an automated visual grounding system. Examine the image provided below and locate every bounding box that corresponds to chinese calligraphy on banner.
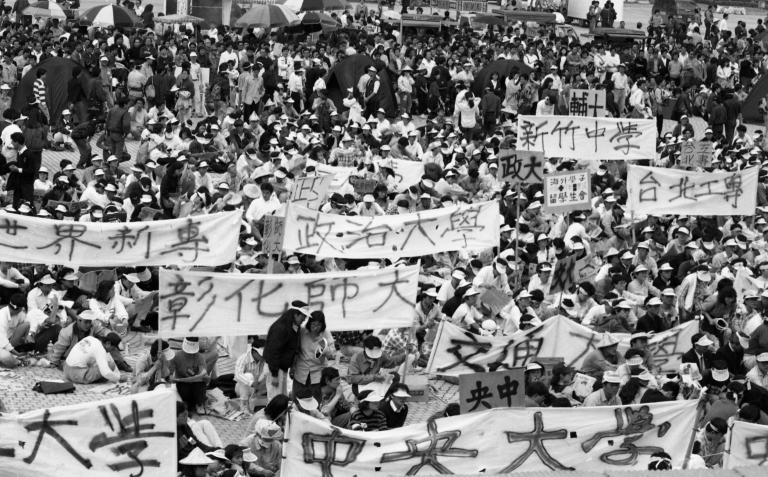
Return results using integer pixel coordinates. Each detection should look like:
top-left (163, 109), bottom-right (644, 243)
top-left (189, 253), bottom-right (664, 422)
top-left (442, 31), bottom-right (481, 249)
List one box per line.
top-left (283, 400), bottom-right (697, 475)
top-left (0, 210), bottom-right (240, 267)
top-left (158, 265), bottom-right (419, 336)
top-left (543, 169), bottom-right (591, 213)
top-left (376, 158), bottom-right (425, 192)
top-left (282, 201), bottom-right (500, 259)
top-left (497, 149), bottom-right (544, 184)
top-left (568, 89), bottom-right (607, 117)
top-left (426, 317), bottom-right (699, 376)
top-left (626, 165), bottom-right (758, 216)
top-left (290, 175), bottom-right (332, 210)
top-left (306, 159), bottom-right (352, 189)
top-left (459, 368), bottom-right (525, 413)
top-left (678, 141), bottom-right (714, 169)
top-left (517, 115), bottom-right (656, 160)
top-left (0, 389), bottom-right (176, 477)
top-left (262, 215), bottom-right (285, 255)
top-left (723, 420), bottom-right (768, 469)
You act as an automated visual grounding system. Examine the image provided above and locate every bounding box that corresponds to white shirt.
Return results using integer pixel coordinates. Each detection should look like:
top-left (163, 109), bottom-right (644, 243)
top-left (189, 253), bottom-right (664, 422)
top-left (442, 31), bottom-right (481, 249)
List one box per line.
top-left (218, 50), bottom-right (239, 68)
top-left (65, 336), bottom-right (121, 382)
top-left (245, 193), bottom-right (281, 223)
top-left (0, 306), bottom-right (25, 352)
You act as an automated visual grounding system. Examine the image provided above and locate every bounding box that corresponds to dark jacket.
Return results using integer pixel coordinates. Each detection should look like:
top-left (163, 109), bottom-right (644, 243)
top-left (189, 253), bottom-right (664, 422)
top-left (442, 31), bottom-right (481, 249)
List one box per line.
top-left (681, 348), bottom-right (715, 372)
top-left (381, 399), bottom-right (408, 429)
top-left (263, 310), bottom-right (300, 376)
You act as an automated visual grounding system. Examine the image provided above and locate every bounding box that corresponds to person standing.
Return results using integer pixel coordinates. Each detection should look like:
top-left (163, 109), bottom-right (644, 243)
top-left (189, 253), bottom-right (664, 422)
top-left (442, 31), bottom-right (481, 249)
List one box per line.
top-left (104, 96), bottom-right (131, 160)
top-left (32, 68), bottom-right (48, 123)
top-left (239, 62), bottom-right (258, 123)
top-left (263, 301), bottom-right (310, 400)
top-left (7, 132), bottom-right (40, 208)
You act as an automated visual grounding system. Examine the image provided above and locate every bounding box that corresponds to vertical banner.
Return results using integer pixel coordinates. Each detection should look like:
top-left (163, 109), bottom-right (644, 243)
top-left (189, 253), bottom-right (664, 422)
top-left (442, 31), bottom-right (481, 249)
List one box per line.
top-left (497, 149), bottom-right (544, 184)
top-left (158, 266), bottom-right (420, 336)
top-left (568, 89), bottom-right (607, 117)
top-left (679, 141), bottom-right (714, 169)
top-left (543, 169), bottom-right (592, 213)
top-left (283, 400), bottom-right (698, 475)
top-left (724, 420), bottom-right (768, 469)
top-left (262, 215), bottom-right (285, 255)
top-left (289, 175), bottom-right (332, 210)
top-left (459, 368), bottom-right (525, 413)
top-left (0, 389), bottom-right (176, 477)
top-left (282, 201), bottom-right (500, 259)
top-left (549, 255), bottom-right (577, 294)
top-left (517, 115), bottom-right (657, 160)
top-left (626, 165), bottom-right (758, 216)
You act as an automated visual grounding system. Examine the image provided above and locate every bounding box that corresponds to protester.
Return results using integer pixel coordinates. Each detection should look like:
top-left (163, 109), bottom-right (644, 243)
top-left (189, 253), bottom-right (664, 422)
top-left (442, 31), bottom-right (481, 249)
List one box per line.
top-left (1, 4), bottom-right (768, 472)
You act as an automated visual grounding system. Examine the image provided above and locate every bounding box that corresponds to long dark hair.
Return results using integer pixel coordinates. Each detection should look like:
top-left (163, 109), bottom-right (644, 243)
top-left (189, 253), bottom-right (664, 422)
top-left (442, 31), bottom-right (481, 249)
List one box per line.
top-left (306, 310), bottom-right (327, 333)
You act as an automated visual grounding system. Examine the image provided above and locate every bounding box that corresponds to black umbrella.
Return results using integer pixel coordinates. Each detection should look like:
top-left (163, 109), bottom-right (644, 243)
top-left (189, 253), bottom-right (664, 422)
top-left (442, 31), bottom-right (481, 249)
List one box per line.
top-left (471, 60), bottom-right (533, 96)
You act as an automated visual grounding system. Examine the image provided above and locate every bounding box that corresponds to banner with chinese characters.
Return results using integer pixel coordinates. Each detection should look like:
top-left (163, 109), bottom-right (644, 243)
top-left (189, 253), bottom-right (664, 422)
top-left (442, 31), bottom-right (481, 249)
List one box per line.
top-left (516, 115), bottom-right (657, 160)
top-left (459, 368), bottom-right (525, 413)
top-left (426, 316), bottom-right (699, 376)
top-left (283, 400), bottom-right (698, 475)
top-left (158, 265), bottom-right (419, 336)
top-left (0, 210), bottom-right (240, 267)
top-left (306, 159), bottom-right (351, 189)
top-left (626, 165), bottom-right (758, 216)
top-left (568, 89), bottom-right (607, 117)
top-left (262, 215), bottom-right (285, 255)
top-left (497, 149), bottom-right (544, 185)
top-left (282, 201), bottom-right (500, 259)
top-left (679, 141), bottom-right (714, 169)
top-left (0, 389), bottom-right (176, 477)
top-left (289, 175), bottom-right (333, 210)
top-left (376, 158), bottom-right (424, 192)
top-left (543, 169), bottom-right (592, 213)
top-left (723, 420), bottom-right (768, 469)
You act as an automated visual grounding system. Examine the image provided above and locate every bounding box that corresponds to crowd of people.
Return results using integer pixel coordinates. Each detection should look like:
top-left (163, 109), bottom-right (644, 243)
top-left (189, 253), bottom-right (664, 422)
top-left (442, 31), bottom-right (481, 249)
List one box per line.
top-left (0, 0), bottom-right (767, 474)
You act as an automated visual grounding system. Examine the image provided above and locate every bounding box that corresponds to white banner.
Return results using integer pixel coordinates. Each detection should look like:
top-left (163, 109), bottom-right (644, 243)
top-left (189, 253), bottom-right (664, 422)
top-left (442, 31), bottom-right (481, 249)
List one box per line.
top-left (626, 165), bottom-right (758, 216)
top-left (569, 89), bottom-right (608, 117)
top-left (283, 400), bottom-right (698, 474)
top-left (0, 389), bottom-right (176, 477)
top-left (0, 210), bottom-right (240, 267)
top-left (306, 159), bottom-right (353, 190)
top-left (158, 265), bottom-right (420, 336)
top-left (290, 175), bottom-right (333, 210)
top-left (426, 316), bottom-right (699, 375)
top-left (724, 420), bottom-right (768, 469)
top-left (517, 115), bottom-right (657, 160)
top-left (376, 158), bottom-right (424, 192)
top-left (282, 201), bottom-right (500, 259)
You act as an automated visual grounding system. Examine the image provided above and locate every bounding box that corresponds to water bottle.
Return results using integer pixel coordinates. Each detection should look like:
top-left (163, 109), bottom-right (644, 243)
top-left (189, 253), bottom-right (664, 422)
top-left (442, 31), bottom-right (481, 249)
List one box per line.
top-left (47, 341), bottom-right (54, 361)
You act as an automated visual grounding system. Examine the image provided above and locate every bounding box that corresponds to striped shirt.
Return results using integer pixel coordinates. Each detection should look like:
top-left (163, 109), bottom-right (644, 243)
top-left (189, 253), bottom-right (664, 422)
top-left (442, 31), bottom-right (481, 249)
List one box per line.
top-left (33, 78), bottom-right (46, 105)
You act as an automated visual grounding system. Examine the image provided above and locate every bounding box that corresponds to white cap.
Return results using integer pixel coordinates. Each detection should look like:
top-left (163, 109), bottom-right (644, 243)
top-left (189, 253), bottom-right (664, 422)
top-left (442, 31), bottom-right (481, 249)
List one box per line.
top-left (695, 335), bottom-right (714, 347)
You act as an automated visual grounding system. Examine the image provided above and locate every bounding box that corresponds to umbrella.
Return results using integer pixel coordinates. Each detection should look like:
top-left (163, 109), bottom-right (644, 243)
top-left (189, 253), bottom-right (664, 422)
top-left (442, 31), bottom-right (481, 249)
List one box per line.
top-left (22, 1), bottom-right (66, 19)
top-left (155, 14), bottom-right (205, 25)
top-left (235, 5), bottom-right (299, 29)
top-left (279, 0), bottom-right (348, 12)
top-left (472, 14), bottom-right (504, 26)
top-left (78, 4), bottom-right (141, 28)
top-left (471, 60), bottom-right (533, 96)
top-left (299, 11), bottom-right (339, 32)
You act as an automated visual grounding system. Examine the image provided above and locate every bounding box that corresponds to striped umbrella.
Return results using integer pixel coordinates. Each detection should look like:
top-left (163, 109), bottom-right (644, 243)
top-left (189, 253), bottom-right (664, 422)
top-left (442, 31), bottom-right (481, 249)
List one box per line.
top-left (235, 5), bottom-right (299, 29)
top-left (279, 0), bottom-right (348, 12)
top-left (78, 4), bottom-right (141, 27)
top-left (22, 1), bottom-right (67, 19)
